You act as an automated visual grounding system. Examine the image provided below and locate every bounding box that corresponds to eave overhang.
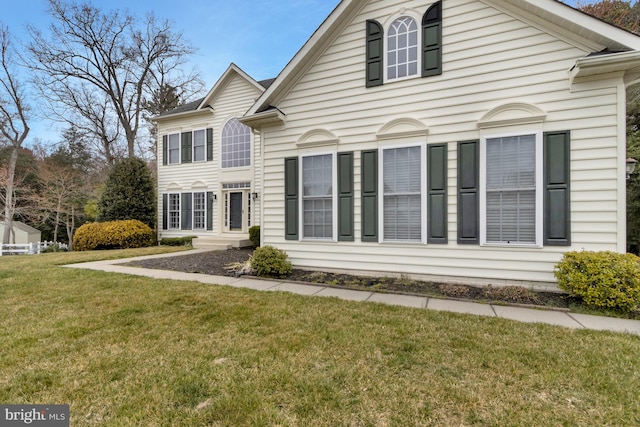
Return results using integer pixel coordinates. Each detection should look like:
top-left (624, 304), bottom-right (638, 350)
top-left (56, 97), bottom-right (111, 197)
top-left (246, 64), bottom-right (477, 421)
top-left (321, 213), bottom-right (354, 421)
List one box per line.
top-left (152, 108), bottom-right (213, 123)
top-left (238, 108), bottom-right (286, 129)
top-left (570, 50), bottom-right (640, 85)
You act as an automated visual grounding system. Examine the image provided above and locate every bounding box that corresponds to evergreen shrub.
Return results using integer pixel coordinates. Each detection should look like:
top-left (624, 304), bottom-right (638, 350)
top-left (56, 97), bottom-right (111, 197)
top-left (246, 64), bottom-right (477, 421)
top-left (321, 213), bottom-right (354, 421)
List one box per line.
top-left (250, 245), bottom-right (292, 278)
top-left (74, 220), bottom-right (155, 251)
top-left (249, 226), bottom-right (260, 247)
top-left (554, 250), bottom-right (640, 313)
top-left (160, 236), bottom-right (195, 246)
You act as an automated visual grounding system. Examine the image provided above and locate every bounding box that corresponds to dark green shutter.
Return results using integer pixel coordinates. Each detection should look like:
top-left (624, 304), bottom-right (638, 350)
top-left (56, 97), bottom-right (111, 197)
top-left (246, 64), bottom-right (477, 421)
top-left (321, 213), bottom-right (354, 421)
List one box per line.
top-left (338, 152), bottom-right (354, 241)
top-left (428, 144), bottom-right (447, 243)
top-left (206, 191), bottom-right (214, 230)
top-left (366, 20), bottom-right (383, 88)
top-left (544, 131), bottom-right (571, 246)
top-left (361, 150), bottom-right (378, 242)
top-left (206, 128), bottom-right (213, 162)
top-left (422, 1), bottom-right (442, 77)
top-left (284, 157), bottom-right (299, 240)
top-left (162, 135), bottom-right (168, 166)
top-left (162, 194), bottom-right (168, 230)
top-left (457, 140), bottom-right (479, 244)
top-left (181, 132), bottom-right (192, 164)
top-left (181, 193), bottom-right (192, 230)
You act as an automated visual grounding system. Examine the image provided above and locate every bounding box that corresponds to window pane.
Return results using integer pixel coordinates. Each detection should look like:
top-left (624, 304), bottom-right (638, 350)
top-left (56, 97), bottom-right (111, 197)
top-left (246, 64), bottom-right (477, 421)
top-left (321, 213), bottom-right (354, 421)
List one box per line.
top-left (221, 118), bottom-right (251, 168)
top-left (383, 146), bottom-right (421, 241)
top-left (386, 17), bottom-right (419, 80)
top-left (302, 154), bottom-right (333, 239)
top-left (486, 135), bottom-right (536, 244)
top-left (193, 130), bottom-right (206, 162)
top-left (168, 134), bottom-right (180, 164)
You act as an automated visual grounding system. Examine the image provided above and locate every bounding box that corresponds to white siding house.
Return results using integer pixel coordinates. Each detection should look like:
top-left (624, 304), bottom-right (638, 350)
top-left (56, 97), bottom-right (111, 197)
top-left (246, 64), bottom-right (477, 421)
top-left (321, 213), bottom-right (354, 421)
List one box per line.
top-left (241, 0), bottom-right (640, 287)
top-left (155, 64), bottom-right (272, 248)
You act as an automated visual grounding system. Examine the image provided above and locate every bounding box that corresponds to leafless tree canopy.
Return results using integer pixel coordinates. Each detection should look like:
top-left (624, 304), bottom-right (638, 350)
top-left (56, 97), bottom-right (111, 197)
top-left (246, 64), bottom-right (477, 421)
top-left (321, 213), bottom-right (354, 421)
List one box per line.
top-left (26, 0), bottom-right (202, 163)
top-left (0, 24), bottom-right (30, 244)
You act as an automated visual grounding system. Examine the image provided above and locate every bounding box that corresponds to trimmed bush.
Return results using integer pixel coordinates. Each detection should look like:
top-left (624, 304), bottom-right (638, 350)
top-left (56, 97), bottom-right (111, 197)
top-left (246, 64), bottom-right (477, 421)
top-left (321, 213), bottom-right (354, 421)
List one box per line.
top-left (250, 245), bottom-right (292, 278)
top-left (249, 226), bottom-right (260, 247)
top-left (554, 250), bottom-right (640, 313)
top-left (160, 236), bottom-right (195, 246)
top-left (73, 219), bottom-right (155, 251)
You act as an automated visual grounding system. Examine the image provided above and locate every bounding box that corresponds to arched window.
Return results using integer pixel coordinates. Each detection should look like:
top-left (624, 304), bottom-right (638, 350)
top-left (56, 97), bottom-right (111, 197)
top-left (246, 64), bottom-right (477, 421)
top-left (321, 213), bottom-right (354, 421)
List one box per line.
top-left (221, 118), bottom-right (251, 168)
top-left (387, 17), bottom-right (419, 80)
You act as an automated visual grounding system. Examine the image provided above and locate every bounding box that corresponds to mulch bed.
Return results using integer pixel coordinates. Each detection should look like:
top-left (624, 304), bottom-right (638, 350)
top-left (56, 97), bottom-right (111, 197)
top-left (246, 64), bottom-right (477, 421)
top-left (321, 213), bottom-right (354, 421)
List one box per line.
top-left (128, 248), bottom-right (583, 311)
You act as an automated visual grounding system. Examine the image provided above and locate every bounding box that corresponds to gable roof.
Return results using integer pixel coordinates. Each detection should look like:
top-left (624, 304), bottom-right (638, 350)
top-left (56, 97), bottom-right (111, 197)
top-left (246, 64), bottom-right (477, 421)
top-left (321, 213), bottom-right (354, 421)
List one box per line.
top-left (245, 0), bottom-right (640, 118)
top-left (156, 63), bottom-right (273, 121)
top-left (0, 221), bottom-right (40, 235)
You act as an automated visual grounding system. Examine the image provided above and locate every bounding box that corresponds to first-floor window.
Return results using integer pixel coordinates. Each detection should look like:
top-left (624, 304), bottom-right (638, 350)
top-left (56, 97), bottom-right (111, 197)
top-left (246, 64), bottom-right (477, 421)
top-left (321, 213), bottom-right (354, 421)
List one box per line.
top-left (169, 194), bottom-right (180, 229)
top-left (302, 153), bottom-right (334, 239)
top-left (483, 133), bottom-right (541, 245)
top-left (193, 192), bottom-right (206, 229)
top-left (382, 145), bottom-right (422, 241)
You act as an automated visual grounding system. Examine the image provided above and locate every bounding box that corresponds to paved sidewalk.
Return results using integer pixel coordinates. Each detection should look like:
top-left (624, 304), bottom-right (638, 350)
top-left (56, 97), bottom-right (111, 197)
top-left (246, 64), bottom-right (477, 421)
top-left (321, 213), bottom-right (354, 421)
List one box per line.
top-left (64, 250), bottom-right (640, 336)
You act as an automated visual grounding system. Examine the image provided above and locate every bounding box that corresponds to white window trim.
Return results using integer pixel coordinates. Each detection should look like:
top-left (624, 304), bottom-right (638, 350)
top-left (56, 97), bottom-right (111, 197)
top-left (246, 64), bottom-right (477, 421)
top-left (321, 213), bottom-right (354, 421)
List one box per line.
top-left (192, 191), bottom-right (206, 230)
top-left (167, 133), bottom-right (181, 165)
top-left (299, 151), bottom-right (337, 242)
top-left (378, 142), bottom-right (427, 243)
top-left (192, 129), bottom-right (207, 163)
top-left (220, 116), bottom-right (253, 170)
top-left (479, 130), bottom-right (543, 248)
top-left (383, 11), bottom-right (422, 84)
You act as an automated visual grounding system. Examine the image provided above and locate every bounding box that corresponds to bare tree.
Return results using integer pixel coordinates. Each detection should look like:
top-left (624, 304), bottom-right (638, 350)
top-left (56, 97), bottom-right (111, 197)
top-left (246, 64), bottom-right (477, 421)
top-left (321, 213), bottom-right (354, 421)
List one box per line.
top-left (26, 0), bottom-right (201, 160)
top-left (0, 24), bottom-right (30, 244)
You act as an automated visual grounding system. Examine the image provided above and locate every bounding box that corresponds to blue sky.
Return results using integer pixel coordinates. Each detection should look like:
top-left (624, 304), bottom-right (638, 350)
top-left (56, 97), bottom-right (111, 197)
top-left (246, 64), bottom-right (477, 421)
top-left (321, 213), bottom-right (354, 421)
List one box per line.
top-left (1, 0), bottom-right (583, 146)
top-left (1, 0), bottom-right (341, 146)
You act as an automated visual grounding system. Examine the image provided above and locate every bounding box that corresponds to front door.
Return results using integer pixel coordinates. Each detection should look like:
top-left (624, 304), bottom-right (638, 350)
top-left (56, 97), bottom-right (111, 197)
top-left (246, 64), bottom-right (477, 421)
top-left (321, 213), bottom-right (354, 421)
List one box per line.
top-left (229, 192), bottom-right (243, 231)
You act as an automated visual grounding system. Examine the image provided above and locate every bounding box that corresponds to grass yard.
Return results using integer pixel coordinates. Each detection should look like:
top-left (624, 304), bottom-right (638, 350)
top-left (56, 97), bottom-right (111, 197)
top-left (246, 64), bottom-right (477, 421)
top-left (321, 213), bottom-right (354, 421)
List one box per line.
top-left (1, 249), bottom-right (639, 426)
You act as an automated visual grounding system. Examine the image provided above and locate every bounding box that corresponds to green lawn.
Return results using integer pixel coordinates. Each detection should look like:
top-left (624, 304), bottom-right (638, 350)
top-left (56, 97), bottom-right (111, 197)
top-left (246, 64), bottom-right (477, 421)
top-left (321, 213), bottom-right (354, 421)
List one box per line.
top-left (1, 249), bottom-right (639, 426)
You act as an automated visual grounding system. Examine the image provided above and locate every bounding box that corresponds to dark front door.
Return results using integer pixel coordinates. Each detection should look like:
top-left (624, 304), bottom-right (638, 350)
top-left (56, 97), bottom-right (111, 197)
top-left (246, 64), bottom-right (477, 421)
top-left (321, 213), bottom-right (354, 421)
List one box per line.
top-left (229, 192), bottom-right (243, 231)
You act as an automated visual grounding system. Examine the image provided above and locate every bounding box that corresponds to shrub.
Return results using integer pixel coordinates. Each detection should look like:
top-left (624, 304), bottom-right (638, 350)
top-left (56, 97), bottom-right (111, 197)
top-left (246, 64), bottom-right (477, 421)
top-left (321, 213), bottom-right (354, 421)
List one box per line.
top-left (250, 245), bottom-right (292, 278)
top-left (73, 219), bottom-right (155, 251)
top-left (554, 250), bottom-right (640, 313)
top-left (249, 225), bottom-right (260, 247)
top-left (160, 236), bottom-right (195, 246)
top-left (97, 157), bottom-right (156, 228)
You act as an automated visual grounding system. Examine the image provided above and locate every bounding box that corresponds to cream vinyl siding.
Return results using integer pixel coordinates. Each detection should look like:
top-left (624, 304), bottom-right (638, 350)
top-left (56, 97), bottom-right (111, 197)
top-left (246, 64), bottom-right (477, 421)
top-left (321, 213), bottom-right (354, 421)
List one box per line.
top-left (259, 0), bottom-right (626, 286)
top-left (157, 73), bottom-right (263, 238)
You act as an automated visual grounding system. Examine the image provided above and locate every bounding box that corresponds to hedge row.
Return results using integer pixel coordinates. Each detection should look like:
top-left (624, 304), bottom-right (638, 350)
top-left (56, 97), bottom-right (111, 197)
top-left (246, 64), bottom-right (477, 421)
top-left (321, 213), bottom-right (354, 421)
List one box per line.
top-left (73, 220), bottom-right (155, 251)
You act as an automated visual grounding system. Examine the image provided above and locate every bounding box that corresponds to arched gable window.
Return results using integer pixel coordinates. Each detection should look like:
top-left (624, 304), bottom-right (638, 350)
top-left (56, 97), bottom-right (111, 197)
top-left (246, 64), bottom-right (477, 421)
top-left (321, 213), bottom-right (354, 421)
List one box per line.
top-left (387, 17), bottom-right (419, 81)
top-left (221, 118), bottom-right (251, 168)
top-left (365, 2), bottom-right (442, 86)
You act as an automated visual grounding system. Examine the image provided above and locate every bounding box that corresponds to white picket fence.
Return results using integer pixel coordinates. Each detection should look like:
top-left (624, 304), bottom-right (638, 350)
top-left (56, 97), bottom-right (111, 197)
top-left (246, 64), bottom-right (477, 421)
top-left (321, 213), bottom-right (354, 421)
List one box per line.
top-left (0, 241), bottom-right (69, 256)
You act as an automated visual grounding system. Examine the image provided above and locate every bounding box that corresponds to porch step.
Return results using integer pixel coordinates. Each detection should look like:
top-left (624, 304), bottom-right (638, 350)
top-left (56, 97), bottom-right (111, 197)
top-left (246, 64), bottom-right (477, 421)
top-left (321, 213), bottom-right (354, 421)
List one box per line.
top-left (192, 237), bottom-right (253, 250)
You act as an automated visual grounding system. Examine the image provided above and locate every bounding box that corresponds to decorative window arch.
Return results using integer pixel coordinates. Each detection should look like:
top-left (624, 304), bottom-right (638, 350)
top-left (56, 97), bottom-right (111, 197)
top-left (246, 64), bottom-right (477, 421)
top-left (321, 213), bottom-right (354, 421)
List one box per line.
top-left (221, 117), bottom-right (251, 168)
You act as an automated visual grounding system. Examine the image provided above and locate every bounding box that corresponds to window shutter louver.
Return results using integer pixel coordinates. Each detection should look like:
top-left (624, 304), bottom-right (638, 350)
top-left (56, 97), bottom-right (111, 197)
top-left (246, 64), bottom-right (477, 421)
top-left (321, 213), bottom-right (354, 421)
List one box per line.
top-left (366, 20), bottom-right (384, 87)
top-left (457, 140), bottom-right (479, 244)
top-left (181, 132), bottom-right (192, 164)
top-left (428, 144), bottom-right (447, 243)
top-left (206, 191), bottom-right (214, 230)
top-left (361, 150), bottom-right (378, 242)
top-left (162, 194), bottom-right (168, 230)
top-left (284, 157), bottom-right (299, 240)
top-left (162, 135), bottom-right (168, 166)
top-left (422, 1), bottom-right (442, 77)
top-left (181, 193), bottom-right (192, 230)
top-left (206, 128), bottom-right (213, 162)
top-left (338, 152), bottom-right (354, 241)
top-left (544, 131), bottom-right (571, 246)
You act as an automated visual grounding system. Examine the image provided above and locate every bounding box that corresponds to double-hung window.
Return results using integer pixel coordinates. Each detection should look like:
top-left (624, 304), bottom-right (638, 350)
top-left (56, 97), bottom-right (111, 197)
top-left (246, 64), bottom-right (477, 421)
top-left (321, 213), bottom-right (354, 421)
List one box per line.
top-left (381, 145), bottom-right (423, 242)
top-left (302, 153), bottom-right (335, 240)
top-left (193, 192), bottom-right (206, 230)
top-left (193, 130), bottom-right (206, 162)
top-left (168, 193), bottom-right (180, 229)
top-left (481, 133), bottom-right (542, 246)
top-left (168, 133), bottom-right (180, 164)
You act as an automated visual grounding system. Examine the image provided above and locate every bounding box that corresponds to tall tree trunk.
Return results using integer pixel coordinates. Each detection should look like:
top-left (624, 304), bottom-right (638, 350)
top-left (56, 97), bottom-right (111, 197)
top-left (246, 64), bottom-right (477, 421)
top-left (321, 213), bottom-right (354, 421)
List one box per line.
top-left (2, 147), bottom-right (18, 244)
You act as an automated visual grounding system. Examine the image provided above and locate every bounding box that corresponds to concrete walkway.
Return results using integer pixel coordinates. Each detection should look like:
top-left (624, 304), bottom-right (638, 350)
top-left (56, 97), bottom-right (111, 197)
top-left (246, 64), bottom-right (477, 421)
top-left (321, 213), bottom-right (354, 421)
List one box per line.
top-left (64, 250), bottom-right (640, 336)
